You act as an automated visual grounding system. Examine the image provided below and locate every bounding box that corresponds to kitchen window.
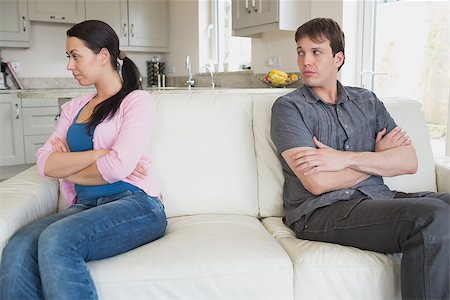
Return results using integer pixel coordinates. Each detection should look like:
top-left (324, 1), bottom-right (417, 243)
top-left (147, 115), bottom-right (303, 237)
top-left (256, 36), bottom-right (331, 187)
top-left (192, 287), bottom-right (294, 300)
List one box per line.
top-left (209, 0), bottom-right (251, 72)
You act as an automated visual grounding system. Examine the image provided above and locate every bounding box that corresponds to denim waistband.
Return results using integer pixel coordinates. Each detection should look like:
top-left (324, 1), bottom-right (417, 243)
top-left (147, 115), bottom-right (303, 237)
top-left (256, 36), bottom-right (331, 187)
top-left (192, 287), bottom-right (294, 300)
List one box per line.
top-left (76, 189), bottom-right (147, 207)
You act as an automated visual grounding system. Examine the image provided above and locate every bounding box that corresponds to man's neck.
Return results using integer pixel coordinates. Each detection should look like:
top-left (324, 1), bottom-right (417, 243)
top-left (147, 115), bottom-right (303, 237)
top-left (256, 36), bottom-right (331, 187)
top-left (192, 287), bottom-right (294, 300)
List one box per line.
top-left (310, 81), bottom-right (338, 104)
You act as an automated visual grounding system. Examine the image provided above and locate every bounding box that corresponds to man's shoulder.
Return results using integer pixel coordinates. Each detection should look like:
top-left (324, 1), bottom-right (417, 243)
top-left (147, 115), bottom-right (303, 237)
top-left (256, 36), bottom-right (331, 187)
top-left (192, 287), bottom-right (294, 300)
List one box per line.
top-left (273, 87), bottom-right (307, 109)
top-left (343, 85), bottom-right (378, 102)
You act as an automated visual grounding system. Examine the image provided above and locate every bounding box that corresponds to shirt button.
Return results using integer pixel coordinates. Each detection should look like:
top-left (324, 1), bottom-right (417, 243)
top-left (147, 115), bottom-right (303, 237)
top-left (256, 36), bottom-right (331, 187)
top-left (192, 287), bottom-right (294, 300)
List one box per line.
top-left (345, 191), bottom-right (350, 195)
top-left (345, 144), bottom-right (349, 149)
top-left (344, 124), bottom-right (348, 128)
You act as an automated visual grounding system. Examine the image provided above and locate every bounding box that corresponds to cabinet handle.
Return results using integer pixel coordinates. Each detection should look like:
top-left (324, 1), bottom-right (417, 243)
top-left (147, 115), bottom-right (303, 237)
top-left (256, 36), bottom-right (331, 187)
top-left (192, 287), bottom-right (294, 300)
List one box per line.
top-left (252, 0), bottom-right (257, 12)
top-left (130, 24), bottom-right (135, 37)
top-left (15, 103), bottom-right (20, 120)
top-left (245, 0), bottom-right (251, 13)
top-left (123, 23), bottom-right (127, 37)
top-left (50, 16), bottom-right (66, 20)
top-left (22, 16), bottom-right (27, 32)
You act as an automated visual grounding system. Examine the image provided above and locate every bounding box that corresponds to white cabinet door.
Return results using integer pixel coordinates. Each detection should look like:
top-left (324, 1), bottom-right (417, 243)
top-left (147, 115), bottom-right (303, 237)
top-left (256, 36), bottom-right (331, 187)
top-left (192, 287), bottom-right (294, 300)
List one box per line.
top-left (232, 0), bottom-right (309, 37)
top-left (24, 135), bottom-right (48, 164)
top-left (22, 106), bottom-right (58, 135)
top-left (128, 0), bottom-right (168, 48)
top-left (28, 0), bottom-right (85, 24)
top-left (86, 0), bottom-right (168, 51)
top-left (253, 0), bottom-right (278, 26)
top-left (232, 0), bottom-right (253, 30)
top-left (85, 0), bottom-right (129, 46)
top-left (0, 0), bottom-right (30, 47)
top-left (0, 95), bottom-right (25, 166)
top-left (21, 98), bottom-right (58, 164)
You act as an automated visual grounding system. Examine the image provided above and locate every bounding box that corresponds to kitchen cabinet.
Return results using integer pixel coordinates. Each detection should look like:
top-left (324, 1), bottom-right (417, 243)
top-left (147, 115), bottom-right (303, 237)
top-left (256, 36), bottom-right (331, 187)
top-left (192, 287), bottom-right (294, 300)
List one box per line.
top-left (232, 0), bottom-right (310, 37)
top-left (85, 0), bottom-right (168, 52)
top-left (28, 0), bottom-right (85, 24)
top-left (0, 94), bottom-right (25, 166)
top-left (21, 98), bottom-right (58, 164)
top-left (0, 0), bottom-right (30, 48)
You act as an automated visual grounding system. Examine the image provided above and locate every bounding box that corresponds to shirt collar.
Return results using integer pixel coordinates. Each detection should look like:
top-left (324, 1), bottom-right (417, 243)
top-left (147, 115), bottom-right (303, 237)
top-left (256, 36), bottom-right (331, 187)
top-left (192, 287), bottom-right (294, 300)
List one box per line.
top-left (301, 81), bottom-right (356, 104)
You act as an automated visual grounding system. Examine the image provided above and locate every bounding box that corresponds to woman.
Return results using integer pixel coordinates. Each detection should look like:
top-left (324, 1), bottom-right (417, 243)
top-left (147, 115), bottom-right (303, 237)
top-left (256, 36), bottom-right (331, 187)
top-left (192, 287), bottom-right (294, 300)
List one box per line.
top-left (0, 20), bottom-right (166, 300)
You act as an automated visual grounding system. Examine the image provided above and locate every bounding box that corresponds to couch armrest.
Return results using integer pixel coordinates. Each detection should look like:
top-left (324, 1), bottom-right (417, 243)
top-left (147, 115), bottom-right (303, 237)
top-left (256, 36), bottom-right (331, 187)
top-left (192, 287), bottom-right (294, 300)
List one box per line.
top-left (0, 165), bottom-right (59, 257)
top-left (435, 156), bottom-right (450, 193)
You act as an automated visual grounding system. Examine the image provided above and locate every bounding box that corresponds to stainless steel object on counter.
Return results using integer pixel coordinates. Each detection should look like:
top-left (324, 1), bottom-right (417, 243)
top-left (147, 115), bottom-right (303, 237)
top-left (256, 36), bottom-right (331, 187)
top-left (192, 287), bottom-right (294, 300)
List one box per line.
top-left (0, 62), bottom-right (10, 90)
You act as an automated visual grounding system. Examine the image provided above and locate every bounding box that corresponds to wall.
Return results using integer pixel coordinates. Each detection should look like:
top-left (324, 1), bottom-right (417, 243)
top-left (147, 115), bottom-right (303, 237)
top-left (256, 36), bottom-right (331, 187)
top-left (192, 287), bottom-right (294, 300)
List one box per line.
top-left (0, 0), bottom-right (358, 82)
top-left (0, 22), bottom-right (160, 79)
top-left (250, 0), bottom-right (361, 86)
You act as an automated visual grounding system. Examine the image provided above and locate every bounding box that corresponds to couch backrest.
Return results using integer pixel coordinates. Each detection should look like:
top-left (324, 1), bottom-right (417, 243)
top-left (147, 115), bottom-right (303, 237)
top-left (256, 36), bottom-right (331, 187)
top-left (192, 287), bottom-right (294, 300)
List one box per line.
top-left (252, 94), bottom-right (437, 218)
top-left (149, 93), bottom-right (259, 218)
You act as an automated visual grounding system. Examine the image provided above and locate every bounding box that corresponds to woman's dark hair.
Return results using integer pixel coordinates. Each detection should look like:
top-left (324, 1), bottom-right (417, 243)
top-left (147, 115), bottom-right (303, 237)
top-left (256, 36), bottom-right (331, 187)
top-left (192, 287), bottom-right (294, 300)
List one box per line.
top-left (67, 20), bottom-right (142, 131)
top-left (295, 18), bottom-right (345, 71)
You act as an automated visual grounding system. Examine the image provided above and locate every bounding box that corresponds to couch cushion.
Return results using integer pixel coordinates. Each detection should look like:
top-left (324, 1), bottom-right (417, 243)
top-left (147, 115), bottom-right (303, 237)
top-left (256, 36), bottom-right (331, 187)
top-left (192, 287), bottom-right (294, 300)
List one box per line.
top-left (381, 98), bottom-right (436, 192)
top-left (262, 217), bottom-right (402, 300)
top-left (149, 93), bottom-right (258, 218)
top-left (87, 214), bottom-right (293, 300)
top-left (252, 93), bottom-right (288, 217)
top-left (253, 94), bottom-right (437, 218)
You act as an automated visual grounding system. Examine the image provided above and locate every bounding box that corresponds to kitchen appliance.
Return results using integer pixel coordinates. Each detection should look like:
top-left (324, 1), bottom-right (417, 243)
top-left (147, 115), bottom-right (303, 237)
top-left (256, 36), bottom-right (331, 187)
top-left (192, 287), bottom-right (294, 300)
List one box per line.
top-left (146, 56), bottom-right (165, 87)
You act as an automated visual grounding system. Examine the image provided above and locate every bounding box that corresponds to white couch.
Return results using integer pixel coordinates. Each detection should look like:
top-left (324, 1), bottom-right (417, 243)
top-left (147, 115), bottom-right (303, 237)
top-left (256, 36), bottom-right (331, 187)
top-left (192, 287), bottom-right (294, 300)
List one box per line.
top-left (1, 90), bottom-right (449, 300)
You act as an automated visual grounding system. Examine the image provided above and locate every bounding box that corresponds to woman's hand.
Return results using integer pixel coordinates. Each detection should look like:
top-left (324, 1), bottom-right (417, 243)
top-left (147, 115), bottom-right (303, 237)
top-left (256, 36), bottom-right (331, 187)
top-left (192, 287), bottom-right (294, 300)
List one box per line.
top-left (51, 137), bottom-right (70, 152)
top-left (126, 162), bottom-right (149, 181)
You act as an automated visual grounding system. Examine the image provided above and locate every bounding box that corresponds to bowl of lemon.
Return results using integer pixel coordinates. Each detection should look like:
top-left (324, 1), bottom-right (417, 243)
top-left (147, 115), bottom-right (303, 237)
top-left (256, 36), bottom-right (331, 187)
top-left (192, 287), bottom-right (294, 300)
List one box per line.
top-left (258, 70), bottom-right (300, 88)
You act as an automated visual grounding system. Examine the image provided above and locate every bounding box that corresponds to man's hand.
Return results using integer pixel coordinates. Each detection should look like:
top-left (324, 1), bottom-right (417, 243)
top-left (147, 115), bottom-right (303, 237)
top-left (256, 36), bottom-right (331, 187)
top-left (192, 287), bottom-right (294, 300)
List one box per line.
top-left (375, 127), bottom-right (411, 152)
top-left (292, 137), bottom-right (350, 176)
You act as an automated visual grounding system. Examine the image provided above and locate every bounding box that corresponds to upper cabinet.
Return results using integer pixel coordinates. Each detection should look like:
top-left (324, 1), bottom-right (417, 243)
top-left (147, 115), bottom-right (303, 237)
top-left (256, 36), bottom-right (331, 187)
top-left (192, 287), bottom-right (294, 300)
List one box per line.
top-left (28, 0), bottom-right (85, 24)
top-left (0, 0), bottom-right (30, 48)
top-left (86, 0), bottom-right (168, 52)
top-left (232, 0), bottom-right (310, 37)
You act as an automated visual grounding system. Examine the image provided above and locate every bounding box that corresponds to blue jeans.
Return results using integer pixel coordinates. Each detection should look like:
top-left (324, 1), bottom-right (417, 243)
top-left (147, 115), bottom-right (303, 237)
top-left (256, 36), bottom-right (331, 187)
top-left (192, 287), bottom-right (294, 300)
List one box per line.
top-left (0, 190), bottom-right (167, 300)
top-left (293, 191), bottom-right (449, 300)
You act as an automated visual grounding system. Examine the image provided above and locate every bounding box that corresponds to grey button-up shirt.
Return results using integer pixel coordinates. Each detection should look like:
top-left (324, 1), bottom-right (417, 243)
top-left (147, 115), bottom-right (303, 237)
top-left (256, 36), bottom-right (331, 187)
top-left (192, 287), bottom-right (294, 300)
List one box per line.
top-left (271, 81), bottom-right (397, 226)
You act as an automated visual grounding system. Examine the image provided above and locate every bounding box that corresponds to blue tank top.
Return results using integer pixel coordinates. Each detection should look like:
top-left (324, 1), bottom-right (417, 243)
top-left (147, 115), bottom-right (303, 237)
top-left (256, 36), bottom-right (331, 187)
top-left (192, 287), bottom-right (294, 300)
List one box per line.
top-left (66, 107), bottom-right (140, 202)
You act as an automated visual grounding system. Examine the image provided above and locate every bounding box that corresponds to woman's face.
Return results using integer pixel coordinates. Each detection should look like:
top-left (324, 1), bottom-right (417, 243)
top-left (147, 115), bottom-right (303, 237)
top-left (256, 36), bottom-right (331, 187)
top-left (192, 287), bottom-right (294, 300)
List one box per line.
top-left (66, 36), bottom-right (105, 86)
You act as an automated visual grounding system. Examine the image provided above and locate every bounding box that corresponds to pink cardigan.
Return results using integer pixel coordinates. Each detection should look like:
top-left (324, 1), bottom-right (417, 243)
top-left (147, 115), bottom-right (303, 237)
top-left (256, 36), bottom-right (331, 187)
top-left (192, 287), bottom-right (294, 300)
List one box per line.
top-left (36, 90), bottom-right (161, 206)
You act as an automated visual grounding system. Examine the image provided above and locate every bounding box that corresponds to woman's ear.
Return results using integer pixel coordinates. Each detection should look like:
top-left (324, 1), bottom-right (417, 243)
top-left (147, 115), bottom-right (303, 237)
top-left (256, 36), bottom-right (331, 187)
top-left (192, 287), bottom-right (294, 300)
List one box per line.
top-left (98, 48), bottom-right (111, 66)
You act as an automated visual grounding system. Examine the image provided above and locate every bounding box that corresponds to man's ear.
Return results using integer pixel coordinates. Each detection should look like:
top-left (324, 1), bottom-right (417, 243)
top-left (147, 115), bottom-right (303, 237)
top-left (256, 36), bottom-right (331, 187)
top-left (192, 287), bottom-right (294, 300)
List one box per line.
top-left (335, 51), bottom-right (344, 69)
top-left (98, 48), bottom-right (111, 65)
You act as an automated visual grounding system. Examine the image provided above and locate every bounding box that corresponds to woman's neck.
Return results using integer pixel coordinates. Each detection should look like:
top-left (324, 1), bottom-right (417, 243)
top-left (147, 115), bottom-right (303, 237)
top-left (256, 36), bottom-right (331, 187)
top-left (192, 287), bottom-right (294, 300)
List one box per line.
top-left (94, 71), bottom-right (123, 102)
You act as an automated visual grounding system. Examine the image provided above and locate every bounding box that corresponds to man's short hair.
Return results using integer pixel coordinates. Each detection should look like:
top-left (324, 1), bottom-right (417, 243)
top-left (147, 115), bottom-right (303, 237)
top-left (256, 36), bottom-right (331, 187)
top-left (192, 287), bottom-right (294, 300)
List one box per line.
top-left (295, 18), bottom-right (345, 70)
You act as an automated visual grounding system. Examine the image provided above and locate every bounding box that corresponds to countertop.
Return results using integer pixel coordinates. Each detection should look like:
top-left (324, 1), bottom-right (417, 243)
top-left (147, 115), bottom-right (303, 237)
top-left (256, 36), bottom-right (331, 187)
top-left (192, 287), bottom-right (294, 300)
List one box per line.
top-left (0, 86), bottom-right (296, 98)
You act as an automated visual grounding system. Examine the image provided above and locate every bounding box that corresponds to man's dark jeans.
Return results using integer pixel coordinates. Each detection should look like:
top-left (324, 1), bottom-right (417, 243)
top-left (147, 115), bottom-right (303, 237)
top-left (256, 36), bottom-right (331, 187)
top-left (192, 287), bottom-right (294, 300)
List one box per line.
top-left (293, 191), bottom-right (450, 300)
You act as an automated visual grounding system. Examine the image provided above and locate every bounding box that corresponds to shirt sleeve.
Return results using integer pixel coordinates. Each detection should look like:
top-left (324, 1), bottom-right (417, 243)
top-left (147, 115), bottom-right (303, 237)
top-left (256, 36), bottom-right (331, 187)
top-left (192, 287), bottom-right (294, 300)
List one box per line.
top-left (270, 97), bottom-right (316, 154)
top-left (96, 91), bottom-right (155, 183)
top-left (35, 99), bottom-right (78, 177)
top-left (374, 94), bottom-right (397, 134)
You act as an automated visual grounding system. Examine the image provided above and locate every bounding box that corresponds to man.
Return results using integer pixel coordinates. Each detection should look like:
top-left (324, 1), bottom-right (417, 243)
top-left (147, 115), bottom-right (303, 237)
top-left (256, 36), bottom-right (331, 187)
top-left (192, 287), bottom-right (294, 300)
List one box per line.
top-left (271, 18), bottom-right (449, 300)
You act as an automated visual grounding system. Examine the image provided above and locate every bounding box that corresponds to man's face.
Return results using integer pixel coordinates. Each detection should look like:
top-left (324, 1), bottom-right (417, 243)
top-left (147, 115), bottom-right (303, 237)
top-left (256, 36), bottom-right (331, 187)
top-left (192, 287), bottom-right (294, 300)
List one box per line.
top-left (296, 35), bottom-right (344, 88)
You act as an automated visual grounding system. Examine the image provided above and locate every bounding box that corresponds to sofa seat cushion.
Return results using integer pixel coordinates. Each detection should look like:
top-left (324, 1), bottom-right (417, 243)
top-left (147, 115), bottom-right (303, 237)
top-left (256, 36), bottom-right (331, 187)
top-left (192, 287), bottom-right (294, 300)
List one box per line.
top-left (87, 214), bottom-right (293, 300)
top-left (262, 217), bottom-right (402, 300)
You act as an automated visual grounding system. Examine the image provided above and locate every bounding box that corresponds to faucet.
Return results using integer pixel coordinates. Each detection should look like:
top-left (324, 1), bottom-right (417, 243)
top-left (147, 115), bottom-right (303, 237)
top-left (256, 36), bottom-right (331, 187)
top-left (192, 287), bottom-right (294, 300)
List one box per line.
top-left (185, 55), bottom-right (195, 88)
top-left (205, 65), bottom-right (215, 88)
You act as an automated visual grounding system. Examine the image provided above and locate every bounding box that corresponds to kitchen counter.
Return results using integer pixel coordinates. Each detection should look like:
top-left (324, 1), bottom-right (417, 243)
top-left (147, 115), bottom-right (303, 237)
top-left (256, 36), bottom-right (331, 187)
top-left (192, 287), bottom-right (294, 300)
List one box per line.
top-left (0, 87), bottom-right (297, 99)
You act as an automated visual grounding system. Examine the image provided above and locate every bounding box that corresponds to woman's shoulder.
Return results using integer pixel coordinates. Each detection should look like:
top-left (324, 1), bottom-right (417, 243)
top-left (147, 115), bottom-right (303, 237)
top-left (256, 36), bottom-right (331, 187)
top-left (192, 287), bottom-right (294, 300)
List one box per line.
top-left (121, 89), bottom-right (153, 107)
